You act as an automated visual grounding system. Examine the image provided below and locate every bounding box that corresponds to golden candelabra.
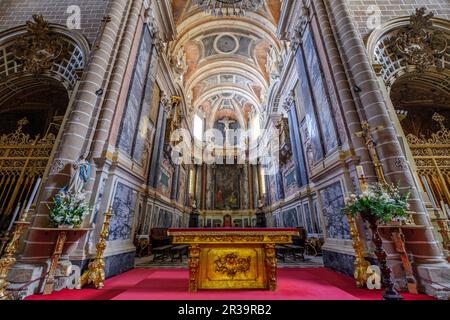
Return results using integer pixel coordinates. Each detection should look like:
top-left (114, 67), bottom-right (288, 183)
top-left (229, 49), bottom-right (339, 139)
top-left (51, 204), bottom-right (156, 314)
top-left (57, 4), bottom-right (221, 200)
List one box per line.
top-left (0, 220), bottom-right (30, 300)
top-left (0, 233), bottom-right (10, 256)
top-left (346, 213), bottom-right (370, 288)
top-left (79, 207), bottom-right (113, 289)
top-left (345, 163), bottom-right (372, 288)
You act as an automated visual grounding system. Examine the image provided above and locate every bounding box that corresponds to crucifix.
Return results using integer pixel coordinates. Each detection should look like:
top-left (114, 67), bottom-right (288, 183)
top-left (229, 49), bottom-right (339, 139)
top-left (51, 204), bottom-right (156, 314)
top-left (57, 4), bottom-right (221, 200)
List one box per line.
top-left (218, 117), bottom-right (236, 146)
top-left (355, 121), bottom-right (387, 185)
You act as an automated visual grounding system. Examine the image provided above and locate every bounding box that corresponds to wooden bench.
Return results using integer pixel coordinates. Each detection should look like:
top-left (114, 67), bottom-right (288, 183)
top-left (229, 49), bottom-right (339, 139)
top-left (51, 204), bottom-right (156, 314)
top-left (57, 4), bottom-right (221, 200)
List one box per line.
top-left (276, 245), bottom-right (289, 262)
top-left (152, 245), bottom-right (173, 261)
top-left (170, 245), bottom-right (189, 262)
top-left (284, 244), bottom-right (305, 261)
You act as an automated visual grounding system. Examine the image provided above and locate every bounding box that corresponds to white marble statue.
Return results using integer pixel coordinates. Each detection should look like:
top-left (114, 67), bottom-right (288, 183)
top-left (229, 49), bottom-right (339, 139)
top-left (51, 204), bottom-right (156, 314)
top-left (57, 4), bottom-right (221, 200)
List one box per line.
top-left (65, 156), bottom-right (92, 195)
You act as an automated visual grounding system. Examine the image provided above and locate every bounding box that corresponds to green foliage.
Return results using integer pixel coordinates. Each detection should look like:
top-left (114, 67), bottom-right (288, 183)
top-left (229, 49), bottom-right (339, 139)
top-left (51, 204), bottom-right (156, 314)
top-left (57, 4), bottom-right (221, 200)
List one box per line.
top-left (343, 183), bottom-right (411, 223)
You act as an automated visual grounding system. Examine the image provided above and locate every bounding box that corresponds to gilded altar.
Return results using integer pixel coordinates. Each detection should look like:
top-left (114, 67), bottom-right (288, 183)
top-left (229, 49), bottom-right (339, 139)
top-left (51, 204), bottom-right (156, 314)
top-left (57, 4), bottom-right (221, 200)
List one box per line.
top-left (168, 228), bottom-right (299, 292)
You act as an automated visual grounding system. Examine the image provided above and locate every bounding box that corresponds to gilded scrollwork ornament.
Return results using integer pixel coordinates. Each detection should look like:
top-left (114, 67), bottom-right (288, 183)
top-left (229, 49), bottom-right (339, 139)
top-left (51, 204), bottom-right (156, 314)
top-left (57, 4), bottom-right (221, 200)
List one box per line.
top-left (214, 253), bottom-right (251, 278)
top-left (13, 15), bottom-right (70, 75)
top-left (406, 112), bottom-right (449, 145)
top-left (394, 8), bottom-right (447, 76)
top-left (188, 245), bottom-right (200, 292)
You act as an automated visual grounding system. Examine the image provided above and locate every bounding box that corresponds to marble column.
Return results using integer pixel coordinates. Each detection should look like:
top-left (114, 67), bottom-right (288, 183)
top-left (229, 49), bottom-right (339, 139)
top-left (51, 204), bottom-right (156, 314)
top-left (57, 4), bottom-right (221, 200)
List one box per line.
top-left (90, 0), bottom-right (145, 160)
top-left (325, 0), bottom-right (449, 294)
top-left (201, 165), bottom-right (207, 210)
top-left (148, 102), bottom-right (168, 188)
top-left (286, 102), bottom-right (308, 187)
top-left (22, 0), bottom-right (132, 259)
top-left (76, 0), bottom-right (144, 261)
top-left (171, 165), bottom-right (180, 200)
top-left (248, 163), bottom-right (254, 210)
top-left (312, 0), bottom-right (376, 183)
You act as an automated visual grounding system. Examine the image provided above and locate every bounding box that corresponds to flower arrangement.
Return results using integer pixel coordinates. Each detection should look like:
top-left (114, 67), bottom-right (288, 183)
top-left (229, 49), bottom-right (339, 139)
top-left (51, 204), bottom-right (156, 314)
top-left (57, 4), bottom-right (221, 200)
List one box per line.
top-left (344, 183), bottom-right (411, 224)
top-left (48, 191), bottom-right (89, 228)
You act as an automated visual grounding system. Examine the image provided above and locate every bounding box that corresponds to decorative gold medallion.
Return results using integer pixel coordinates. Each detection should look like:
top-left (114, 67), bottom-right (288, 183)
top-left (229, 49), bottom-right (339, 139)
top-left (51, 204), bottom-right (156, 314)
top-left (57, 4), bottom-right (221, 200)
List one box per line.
top-left (214, 253), bottom-right (251, 278)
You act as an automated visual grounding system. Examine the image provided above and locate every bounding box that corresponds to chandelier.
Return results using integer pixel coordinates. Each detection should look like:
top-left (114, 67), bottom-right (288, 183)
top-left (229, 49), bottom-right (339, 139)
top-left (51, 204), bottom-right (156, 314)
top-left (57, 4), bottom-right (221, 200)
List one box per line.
top-left (193, 0), bottom-right (264, 16)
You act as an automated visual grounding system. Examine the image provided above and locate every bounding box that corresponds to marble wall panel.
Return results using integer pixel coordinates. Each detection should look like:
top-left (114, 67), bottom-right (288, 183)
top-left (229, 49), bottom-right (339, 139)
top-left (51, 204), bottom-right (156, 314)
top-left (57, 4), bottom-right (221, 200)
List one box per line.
top-left (303, 29), bottom-right (338, 154)
top-left (117, 26), bottom-right (152, 156)
top-left (295, 47), bottom-right (323, 163)
top-left (320, 182), bottom-right (350, 240)
top-left (283, 208), bottom-right (299, 227)
top-left (109, 182), bottom-right (138, 241)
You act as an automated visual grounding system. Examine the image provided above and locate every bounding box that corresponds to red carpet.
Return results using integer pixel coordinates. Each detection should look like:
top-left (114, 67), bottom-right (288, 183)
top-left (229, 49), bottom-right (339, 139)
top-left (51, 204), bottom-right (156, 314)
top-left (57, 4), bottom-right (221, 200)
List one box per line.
top-left (26, 268), bottom-right (434, 300)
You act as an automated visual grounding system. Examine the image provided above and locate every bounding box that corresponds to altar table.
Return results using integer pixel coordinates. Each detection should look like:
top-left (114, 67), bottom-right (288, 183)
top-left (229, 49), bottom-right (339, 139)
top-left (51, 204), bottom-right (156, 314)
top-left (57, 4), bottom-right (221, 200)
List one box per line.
top-left (168, 228), bottom-right (299, 292)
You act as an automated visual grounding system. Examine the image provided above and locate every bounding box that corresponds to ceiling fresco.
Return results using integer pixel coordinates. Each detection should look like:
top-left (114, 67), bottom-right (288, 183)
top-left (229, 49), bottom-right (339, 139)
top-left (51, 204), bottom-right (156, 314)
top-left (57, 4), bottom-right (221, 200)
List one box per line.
top-left (170, 0), bottom-right (281, 129)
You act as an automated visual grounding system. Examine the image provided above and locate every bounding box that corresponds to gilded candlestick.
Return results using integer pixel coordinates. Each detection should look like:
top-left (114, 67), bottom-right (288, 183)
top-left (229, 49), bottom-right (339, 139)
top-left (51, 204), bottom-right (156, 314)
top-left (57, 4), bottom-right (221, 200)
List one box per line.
top-left (79, 207), bottom-right (113, 289)
top-left (0, 221), bottom-right (30, 300)
top-left (346, 213), bottom-right (370, 288)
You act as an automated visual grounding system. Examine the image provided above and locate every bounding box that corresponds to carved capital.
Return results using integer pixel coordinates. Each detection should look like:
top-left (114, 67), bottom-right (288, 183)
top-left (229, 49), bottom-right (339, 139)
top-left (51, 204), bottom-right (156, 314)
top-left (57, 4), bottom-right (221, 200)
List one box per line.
top-left (290, 5), bottom-right (310, 51)
top-left (282, 90), bottom-right (295, 113)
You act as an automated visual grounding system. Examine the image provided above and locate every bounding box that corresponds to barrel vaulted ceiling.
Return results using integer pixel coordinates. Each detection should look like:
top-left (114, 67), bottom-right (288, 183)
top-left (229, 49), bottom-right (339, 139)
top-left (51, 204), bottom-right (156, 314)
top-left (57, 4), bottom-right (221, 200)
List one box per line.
top-left (170, 0), bottom-right (281, 129)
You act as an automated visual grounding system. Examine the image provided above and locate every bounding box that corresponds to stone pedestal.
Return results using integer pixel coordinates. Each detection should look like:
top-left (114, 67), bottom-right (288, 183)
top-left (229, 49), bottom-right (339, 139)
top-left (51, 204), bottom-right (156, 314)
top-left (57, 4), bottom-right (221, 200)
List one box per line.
top-left (7, 259), bottom-right (74, 299)
top-left (379, 225), bottom-right (450, 299)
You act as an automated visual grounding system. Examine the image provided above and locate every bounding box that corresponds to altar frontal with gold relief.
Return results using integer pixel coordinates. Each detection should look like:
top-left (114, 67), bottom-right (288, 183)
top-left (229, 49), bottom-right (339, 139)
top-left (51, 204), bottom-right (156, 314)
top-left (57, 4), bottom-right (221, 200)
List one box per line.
top-left (168, 228), bottom-right (299, 292)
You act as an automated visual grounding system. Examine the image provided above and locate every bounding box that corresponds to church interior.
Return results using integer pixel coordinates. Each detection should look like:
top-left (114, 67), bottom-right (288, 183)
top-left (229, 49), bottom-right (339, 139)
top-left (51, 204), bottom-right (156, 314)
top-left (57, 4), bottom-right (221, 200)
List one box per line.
top-left (0, 0), bottom-right (449, 301)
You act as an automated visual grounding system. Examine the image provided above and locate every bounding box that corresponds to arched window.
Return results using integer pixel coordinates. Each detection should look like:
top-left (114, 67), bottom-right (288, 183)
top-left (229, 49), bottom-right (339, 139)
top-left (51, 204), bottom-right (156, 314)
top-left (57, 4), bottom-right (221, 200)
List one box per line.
top-left (251, 114), bottom-right (261, 141)
top-left (193, 114), bottom-right (204, 141)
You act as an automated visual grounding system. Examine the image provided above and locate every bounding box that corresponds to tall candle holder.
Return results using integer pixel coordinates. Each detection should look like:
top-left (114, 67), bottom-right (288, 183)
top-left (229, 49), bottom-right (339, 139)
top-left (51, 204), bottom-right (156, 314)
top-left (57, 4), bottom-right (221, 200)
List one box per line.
top-left (0, 232), bottom-right (10, 257)
top-left (347, 213), bottom-right (370, 288)
top-left (363, 213), bottom-right (404, 300)
top-left (355, 124), bottom-right (405, 300)
top-left (79, 207), bottom-right (113, 289)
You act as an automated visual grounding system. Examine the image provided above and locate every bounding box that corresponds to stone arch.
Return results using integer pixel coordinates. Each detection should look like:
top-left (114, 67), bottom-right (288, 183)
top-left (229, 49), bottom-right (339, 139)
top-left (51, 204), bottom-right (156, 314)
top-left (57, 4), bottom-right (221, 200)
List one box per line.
top-left (0, 17), bottom-right (90, 92)
top-left (367, 14), bottom-right (449, 91)
top-left (0, 16), bottom-right (90, 135)
top-left (0, 17), bottom-right (91, 228)
top-left (367, 12), bottom-right (450, 212)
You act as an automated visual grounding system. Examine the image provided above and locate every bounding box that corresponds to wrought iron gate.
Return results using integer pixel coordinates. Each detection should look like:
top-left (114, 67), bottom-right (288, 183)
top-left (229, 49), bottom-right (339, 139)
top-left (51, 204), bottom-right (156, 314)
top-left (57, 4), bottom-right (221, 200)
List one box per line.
top-left (0, 118), bottom-right (55, 232)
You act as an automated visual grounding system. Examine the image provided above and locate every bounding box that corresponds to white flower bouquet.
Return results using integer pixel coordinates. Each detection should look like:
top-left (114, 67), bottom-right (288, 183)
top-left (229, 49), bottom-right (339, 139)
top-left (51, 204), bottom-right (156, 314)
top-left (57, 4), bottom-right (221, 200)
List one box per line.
top-left (344, 183), bottom-right (411, 224)
top-left (48, 191), bottom-right (89, 228)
